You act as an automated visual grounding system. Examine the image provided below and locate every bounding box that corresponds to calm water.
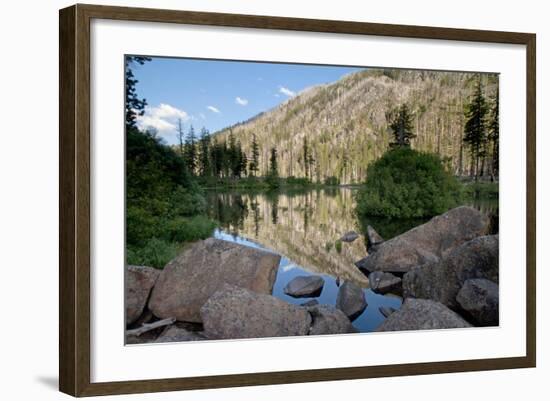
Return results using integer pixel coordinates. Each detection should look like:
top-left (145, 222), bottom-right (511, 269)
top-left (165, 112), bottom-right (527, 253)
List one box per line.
top-left (205, 187), bottom-right (498, 333)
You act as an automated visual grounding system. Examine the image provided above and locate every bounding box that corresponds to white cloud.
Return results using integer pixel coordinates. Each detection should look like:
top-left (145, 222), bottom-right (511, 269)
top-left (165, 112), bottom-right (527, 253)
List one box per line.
top-left (235, 97), bottom-right (248, 106)
top-left (136, 103), bottom-right (189, 134)
top-left (207, 105), bottom-right (220, 113)
top-left (279, 86), bottom-right (296, 97)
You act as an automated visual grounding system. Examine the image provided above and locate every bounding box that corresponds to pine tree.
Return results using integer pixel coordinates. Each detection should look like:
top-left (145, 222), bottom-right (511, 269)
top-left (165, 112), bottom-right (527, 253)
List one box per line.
top-left (184, 125), bottom-right (197, 174)
top-left (249, 134), bottom-right (260, 176)
top-left (269, 147), bottom-right (278, 176)
top-left (488, 87), bottom-right (499, 178)
top-left (303, 137), bottom-right (310, 179)
top-left (463, 78), bottom-right (488, 180)
top-left (177, 118), bottom-right (185, 156)
top-left (125, 56), bottom-right (151, 129)
top-left (389, 104), bottom-right (416, 148)
top-left (198, 127), bottom-right (211, 176)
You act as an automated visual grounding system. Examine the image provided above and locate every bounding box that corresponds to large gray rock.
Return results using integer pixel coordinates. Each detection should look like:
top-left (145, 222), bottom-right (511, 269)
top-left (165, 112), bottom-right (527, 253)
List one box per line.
top-left (201, 285), bottom-right (312, 339)
top-left (336, 281), bottom-right (367, 320)
top-left (379, 306), bottom-right (397, 318)
top-left (360, 207), bottom-right (489, 274)
top-left (308, 305), bottom-right (357, 335)
top-left (369, 271), bottom-right (401, 294)
top-left (125, 265), bottom-right (160, 325)
top-left (456, 278), bottom-right (499, 326)
top-left (340, 231), bottom-right (359, 243)
top-left (149, 238), bottom-right (281, 322)
top-left (284, 275), bottom-right (325, 298)
top-left (403, 235), bottom-right (498, 309)
top-left (155, 324), bottom-right (206, 343)
top-left (376, 298), bottom-right (472, 332)
top-left (366, 225), bottom-right (384, 253)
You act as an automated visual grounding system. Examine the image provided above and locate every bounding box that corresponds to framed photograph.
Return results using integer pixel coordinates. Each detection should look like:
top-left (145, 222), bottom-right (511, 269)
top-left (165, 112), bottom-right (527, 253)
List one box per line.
top-left (59, 4), bottom-right (536, 397)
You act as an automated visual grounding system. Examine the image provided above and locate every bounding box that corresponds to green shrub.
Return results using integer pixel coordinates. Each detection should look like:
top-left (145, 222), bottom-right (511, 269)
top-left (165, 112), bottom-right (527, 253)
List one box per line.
top-left (335, 240), bottom-right (342, 253)
top-left (165, 216), bottom-right (217, 243)
top-left (127, 238), bottom-right (180, 269)
top-left (324, 176), bottom-right (340, 186)
top-left (356, 147), bottom-right (463, 218)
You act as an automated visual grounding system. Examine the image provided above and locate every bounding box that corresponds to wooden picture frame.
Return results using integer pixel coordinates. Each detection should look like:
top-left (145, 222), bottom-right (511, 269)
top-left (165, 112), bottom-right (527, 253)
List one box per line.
top-left (59, 3), bottom-right (536, 397)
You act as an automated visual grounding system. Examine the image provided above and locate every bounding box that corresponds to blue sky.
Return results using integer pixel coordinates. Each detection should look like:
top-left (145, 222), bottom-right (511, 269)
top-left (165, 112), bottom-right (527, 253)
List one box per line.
top-left (131, 57), bottom-right (363, 144)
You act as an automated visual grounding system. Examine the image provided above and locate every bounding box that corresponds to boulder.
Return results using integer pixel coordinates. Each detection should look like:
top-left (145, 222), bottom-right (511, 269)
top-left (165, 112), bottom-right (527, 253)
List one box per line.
top-left (376, 298), bottom-right (472, 332)
top-left (354, 256), bottom-right (369, 274)
top-left (336, 281), bottom-right (367, 320)
top-left (149, 238), bottom-right (281, 322)
top-left (456, 278), bottom-right (499, 326)
top-left (125, 265), bottom-right (160, 325)
top-left (301, 299), bottom-right (319, 307)
top-left (340, 231), bottom-right (359, 243)
top-left (369, 271), bottom-right (402, 294)
top-left (201, 285), bottom-right (312, 339)
top-left (366, 225), bottom-right (384, 253)
top-left (308, 305), bottom-right (357, 335)
top-left (360, 207), bottom-right (489, 274)
top-left (155, 324), bottom-right (206, 343)
top-left (403, 235), bottom-right (498, 309)
top-left (379, 306), bottom-right (397, 318)
top-left (284, 275), bottom-right (325, 298)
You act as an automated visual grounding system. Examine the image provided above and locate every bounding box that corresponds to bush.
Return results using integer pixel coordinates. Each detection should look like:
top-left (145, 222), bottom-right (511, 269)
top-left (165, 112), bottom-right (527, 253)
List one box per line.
top-left (356, 147), bottom-right (463, 218)
top-left (324, 176), bottom-right (340, 186)
top-left (127, 238), bottom-right (180, 269)
top-left (165, 216), bottom-right (217, 243)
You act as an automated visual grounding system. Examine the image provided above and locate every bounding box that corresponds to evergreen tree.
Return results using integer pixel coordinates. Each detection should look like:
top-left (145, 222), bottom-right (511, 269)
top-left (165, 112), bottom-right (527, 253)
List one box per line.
top-left (177, 118), bottom-right (185, 156)
top-left (267, 147), bottom-right (280, 188)
top-left (198, 127), bottom-right (211, 176)
top-left (303, 137), bottom-right (311, 179)
top-left (210, 142), bottom-right (224, 177)
top-left (269, 147), bottom-right (278, 176)
top-left (239, 148), bottom-right (248, 177)
top-left (184, 125), bottom-right (197, 174)
top-left (488, 87), bottom-right (499, 178)
top-left (125, 56), bottom-right (151, 129)
top-left (463, 78), bottom-right (488, 180)
top-left (249, 134), bottom-right (260, 176)
top-left (389, 103), bottom-right (416, 148)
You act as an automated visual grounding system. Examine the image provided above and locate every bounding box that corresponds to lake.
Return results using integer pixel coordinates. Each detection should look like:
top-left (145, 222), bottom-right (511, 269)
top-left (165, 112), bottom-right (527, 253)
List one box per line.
top-left (205, 187), bottom-right (497, 332)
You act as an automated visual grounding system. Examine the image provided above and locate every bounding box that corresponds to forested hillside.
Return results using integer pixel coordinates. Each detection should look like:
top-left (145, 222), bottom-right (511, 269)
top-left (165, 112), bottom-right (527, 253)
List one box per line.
top-left (214, 69), bottom-right (498, 184)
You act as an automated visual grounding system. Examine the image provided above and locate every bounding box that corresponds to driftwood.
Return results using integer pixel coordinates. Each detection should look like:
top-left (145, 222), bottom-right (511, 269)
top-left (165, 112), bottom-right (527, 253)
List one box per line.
top-left (126, 317), bottom-right (176, 337)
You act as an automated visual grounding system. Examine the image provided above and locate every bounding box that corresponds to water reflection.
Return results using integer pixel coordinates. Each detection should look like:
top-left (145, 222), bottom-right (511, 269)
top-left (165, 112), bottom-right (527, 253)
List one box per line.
top-left (206, 188), bottom-right (370, 286)
top-left (205, 187), bottom-right (498, 333)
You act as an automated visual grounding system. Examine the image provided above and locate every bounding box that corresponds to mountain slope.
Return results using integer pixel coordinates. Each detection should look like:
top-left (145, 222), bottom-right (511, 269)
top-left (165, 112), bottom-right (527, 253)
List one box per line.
top-left (215, 69), bottom-right (498, 184)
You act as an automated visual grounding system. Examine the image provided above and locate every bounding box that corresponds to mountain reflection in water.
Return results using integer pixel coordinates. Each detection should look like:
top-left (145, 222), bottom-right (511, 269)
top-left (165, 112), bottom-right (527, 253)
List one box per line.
top-left (205, 187), bottom-right (498, 333)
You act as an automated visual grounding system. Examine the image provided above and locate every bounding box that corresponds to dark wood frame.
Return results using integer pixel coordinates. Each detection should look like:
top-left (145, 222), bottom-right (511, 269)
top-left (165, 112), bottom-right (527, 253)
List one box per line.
top-left (59, 3), bottom-right (536, 397)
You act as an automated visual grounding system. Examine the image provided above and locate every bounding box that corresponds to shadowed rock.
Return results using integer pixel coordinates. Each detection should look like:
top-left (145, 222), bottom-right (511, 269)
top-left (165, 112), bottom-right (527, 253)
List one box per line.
top-left (366, 225), bottom-right (384, 253)
top-left (360, 207), bottom-right (489, 274)
top-left (126, 265), bottom-right (160, 325)
top-left (336, 281), bottom-right (367, 320)
top-left (308, 304), bottom-right (357, 335)
top-left (284, 275), bottom-right (325, 298)
top-left (201, 285), bottom-right (311, 339)
top-left (149, 238), bottom-right (281, 322)
top-left (456, 278), bottom-right (499, 326)
top-left (369, 271), bottom-right (402, 294)
top-left (403, 235), bottom-right (498, 310)
top-left (379, 306), bottom-right (397, 318)
top-left (340, 231), bottom-right (359, 243)
top-left (301, 299), bottom-right (319, 307)
top-left (155, 324), bottom-right (206, 343)
top-left (376, 298), bottom-right (472, 332)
